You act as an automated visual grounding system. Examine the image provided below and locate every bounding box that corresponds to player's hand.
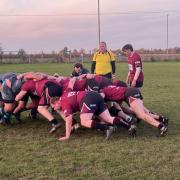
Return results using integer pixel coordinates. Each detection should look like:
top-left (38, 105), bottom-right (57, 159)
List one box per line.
top-left (112, 74), bottom-right (116, 80)
top-left (78, 74), bottom-right (87, 79)
top-left (58, 136), bottom-right (69, 141)
top-left (131, 79), bottom-right (136, 87)
top-left (86, 74), bottom-right (95, 79)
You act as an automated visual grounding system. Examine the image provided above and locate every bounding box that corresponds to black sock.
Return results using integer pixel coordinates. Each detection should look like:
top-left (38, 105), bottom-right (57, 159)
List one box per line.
top-left (51, 119), bottom-right (58, 125)
top-left (113, 117), bottom-right (130, 129)
top-left (13, 112), bottom-right (21, 121)
top-left (91, 121), bottom-right (108, 131)
top-left (31, 108), bottom-right (37, 115)
top-left (158, 123), bottom-right (164, 129)
top-left (159, 115), bottom-right (165, 122)
top-left (0, 107), bottom-right (5, 118)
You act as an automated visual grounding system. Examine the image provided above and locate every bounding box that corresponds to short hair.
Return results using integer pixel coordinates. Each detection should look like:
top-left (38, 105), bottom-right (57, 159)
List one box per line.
top-left (74, 63), bottom-right (83, 69)
top-left (122, 44), bottom-right (133, 52)
top-left (100, 41), bottom-right (107, 46)
top-left (48, 85), bottom-right (62, 97)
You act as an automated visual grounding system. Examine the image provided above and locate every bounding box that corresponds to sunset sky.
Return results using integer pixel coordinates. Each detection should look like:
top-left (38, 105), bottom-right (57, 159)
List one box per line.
top-left (0, 0), bottom-right (180, 52)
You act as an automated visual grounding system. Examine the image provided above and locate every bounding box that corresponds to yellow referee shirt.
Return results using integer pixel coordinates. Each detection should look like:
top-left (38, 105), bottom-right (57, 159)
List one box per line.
top-left (92, 50), bottom-right (116, 75)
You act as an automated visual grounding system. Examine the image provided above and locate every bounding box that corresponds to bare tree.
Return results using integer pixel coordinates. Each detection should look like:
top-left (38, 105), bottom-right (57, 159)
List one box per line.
top-left (18, 49), bottom-right (27, 62)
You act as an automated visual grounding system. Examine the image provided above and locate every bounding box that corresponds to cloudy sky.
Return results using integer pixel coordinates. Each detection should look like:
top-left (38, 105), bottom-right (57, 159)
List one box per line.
top-left (0, 0), bottom-right (180, 52)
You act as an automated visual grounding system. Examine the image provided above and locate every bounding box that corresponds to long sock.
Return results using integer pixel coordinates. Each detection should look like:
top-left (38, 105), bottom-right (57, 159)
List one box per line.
top-left (51, 119), bottom-right (58, 125)
top-left (113, 117), bottom-right (130, 129)
top-left (0, 107), bottom-right (11, 121)
top-left (3, 112), bottom-right (11, 124)
top-left (0, 107), bottom-right (4, 118)
top-left (91, 121), bottom-right (108, 131)
top-left (31, 108), bottom-right (37, 115)
top-left (30, 108), bottom-right (38, 119)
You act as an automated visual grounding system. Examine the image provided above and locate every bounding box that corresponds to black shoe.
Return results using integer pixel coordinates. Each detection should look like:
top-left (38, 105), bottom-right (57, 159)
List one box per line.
top-left (28, 109), bottom-right (38, 120)
top-left (14, 113), bottom-right (22, 123)
top-left (49, 123), bottom-right (61, 134)
top-left (159, 125), bottom-right (168, 137)
top-left (3, 113), bottom-right (12, 125)
top-left (128, 125), bottom-right (137, 137)
top-left (160, 116), bottom-right (169, 126)
top-left (0, 118), bottom-right (6, 125)
top-left (126, 116), bottom-right (133, 123)
top-left (105, 126), bottom-right (115, 140)
top-left (0, 118), bottom-right (12, 125)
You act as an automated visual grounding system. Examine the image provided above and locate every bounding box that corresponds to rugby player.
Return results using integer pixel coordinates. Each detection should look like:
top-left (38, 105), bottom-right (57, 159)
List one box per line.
top-left (50, 87), bottom-right (136, 141)
top-left (15, 78), bottom-right (62, 133)
top-left (122, 44), bottom-right (144, 88)
top-left (101, 85), bottom-right (168, 136)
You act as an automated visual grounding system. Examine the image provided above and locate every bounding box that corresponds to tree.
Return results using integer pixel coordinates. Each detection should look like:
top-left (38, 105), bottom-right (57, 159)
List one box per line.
top-left (18, 49), bottom-right (27, 62)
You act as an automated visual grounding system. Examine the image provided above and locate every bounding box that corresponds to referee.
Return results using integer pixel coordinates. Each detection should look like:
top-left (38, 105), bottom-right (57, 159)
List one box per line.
top-left (91, 41), bottom-right (116, 79)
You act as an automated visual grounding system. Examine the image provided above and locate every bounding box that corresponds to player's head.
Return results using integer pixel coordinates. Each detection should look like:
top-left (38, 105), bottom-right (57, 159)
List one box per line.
top-left (74, 63), bottom-right (83, 74)
top-left (122, 44), bottom-right (133, 56)
top-left (45, 81), bottom-right (62, 99)
top-left (47, 84), bottom-right (62, 98)
top-left (99, 41), bottom-right (107, 53)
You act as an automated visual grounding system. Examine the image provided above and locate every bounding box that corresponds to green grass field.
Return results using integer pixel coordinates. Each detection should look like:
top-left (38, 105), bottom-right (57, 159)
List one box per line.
top-left (0, 62), bottom-right (180, 180)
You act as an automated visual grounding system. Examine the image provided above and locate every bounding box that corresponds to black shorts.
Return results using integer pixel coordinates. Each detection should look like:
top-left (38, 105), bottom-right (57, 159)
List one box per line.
top-left (130, 81), bottom-right (143, 88)
top-left (21, 93), bottom-right (39, 102)
top-left (124, 87), bottom-right (143, 105)
top-left (80, 91), bottom-right (107, 115)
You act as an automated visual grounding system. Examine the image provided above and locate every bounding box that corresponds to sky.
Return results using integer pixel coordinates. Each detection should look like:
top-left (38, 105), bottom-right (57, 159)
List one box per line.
top-left (0, 0), bottom-right (180, 52)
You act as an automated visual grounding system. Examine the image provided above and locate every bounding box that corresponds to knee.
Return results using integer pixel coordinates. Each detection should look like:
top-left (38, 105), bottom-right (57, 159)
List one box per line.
top-left (4, 105), bottom-right (14, 113)
top-left (80, 118), bottom-right (87, 127)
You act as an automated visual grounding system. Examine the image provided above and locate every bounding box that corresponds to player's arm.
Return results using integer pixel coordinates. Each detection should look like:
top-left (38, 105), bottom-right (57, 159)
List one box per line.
top-left (15, 90), bottom-right (27, 101)
top-left (68, 77), bottom-right (77, 90)
top-left (86, 73), bottom-right (96, 79)
top-left (21, 72), bottom-right (47, 81)
top-left (126, 72), bottom-right (130, 84)
top-left (131, 67), bottom-right (141, 87)
top-left (56, 109), bottom-right (66, 120)
top-left (58, 115), bottom-right (73, 141)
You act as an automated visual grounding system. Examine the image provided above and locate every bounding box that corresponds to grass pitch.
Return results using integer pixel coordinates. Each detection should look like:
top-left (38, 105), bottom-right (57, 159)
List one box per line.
top-left (0, 62), bottom-right (180, 179)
